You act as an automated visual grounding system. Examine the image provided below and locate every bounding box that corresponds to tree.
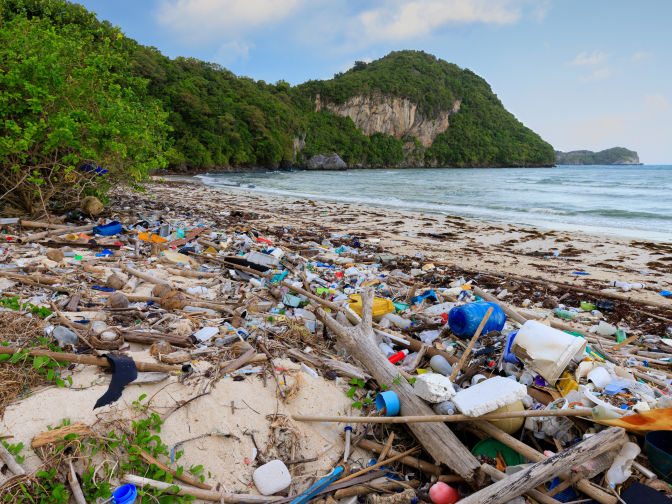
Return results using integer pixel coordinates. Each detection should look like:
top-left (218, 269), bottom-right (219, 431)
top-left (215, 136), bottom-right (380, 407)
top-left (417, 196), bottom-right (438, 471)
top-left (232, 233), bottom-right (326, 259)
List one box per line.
top-left (0, 11), bottom-right (169, 212)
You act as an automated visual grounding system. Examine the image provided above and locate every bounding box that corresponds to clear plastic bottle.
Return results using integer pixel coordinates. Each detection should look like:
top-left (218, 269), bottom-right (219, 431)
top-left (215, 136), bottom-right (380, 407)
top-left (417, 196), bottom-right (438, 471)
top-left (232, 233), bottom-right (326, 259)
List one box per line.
top-left (433, 401), bottom-right (456, 416)
top-left (553, 308), bottom-right (576, 320)
top-left (592, 405), bottom-right (623, 420)
top-left (430, 355), bottom-right (453, 376)
top-left (577, 448), bottom-right (619, 477)
top-left (378, 342), bottom-right (395, 358)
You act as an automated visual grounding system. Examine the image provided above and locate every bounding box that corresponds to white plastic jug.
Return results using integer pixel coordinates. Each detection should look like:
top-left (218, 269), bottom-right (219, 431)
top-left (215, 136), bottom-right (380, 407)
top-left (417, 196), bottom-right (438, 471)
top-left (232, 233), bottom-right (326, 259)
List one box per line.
top-left (511, 320), bottom-right (586, 384)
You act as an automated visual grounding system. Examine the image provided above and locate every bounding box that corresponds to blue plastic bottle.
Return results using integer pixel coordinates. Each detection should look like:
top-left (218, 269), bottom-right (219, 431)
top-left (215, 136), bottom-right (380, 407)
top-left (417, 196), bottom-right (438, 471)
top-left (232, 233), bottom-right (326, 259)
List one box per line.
top-left (448, 302), bottom-right (506, 339)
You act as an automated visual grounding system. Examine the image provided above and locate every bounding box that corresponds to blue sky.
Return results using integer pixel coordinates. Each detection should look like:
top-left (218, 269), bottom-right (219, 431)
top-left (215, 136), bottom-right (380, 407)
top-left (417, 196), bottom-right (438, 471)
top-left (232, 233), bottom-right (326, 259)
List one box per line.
top-left (80, 0), bottom-right (671, 164)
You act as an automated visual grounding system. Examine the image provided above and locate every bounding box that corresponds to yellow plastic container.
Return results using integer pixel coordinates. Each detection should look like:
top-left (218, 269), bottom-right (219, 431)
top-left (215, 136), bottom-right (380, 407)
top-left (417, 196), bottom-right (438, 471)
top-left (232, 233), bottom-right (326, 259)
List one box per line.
top-left (556, 371), bottom-right (579, 397)
top-left (487, 400), bottom-right (525, 434)
top-left (138, 232), bottom-right (167, 243)
top-left (348, 295), bottom-right (395, 317)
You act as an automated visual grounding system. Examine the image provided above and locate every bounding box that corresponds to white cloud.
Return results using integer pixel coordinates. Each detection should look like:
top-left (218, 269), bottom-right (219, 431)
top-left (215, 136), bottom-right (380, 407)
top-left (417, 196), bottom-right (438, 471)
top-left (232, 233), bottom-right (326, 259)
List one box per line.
top-left (579, 68), bottom-right (611, 83)
top-left (213, 40), bottom-right (252, 66)
top-left (157, 0), bottom-right (304, 42)
top-left (568, 50), bottom-right (608, 66)
top-left (645, 94), bottom-right (669, 110)
top-left (358, 0), bottom-right (525, 42)
top-left (632, 52), bottom-right (653, 62)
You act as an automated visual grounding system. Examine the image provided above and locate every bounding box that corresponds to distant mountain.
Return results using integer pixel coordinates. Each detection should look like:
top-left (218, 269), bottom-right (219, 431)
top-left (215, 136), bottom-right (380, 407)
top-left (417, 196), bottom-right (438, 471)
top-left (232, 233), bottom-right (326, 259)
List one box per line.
top-left (555, 147), bottom-right (640, 165)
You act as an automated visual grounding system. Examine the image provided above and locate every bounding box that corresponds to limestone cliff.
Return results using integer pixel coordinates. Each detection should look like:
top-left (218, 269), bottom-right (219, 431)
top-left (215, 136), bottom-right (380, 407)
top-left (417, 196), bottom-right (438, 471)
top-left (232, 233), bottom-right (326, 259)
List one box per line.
top-left (315, 93), bottom-right (461, 148)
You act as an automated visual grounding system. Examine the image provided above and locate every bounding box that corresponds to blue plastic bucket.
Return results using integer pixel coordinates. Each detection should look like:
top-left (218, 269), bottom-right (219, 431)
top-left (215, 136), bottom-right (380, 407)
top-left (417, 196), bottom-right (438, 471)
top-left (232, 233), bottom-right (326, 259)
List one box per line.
top-left (376, 391), bottom-right (400, 416)
top-left (645, 431), bottom-right (672, 483)
top-left (112, 484), bottom-right (137, 504)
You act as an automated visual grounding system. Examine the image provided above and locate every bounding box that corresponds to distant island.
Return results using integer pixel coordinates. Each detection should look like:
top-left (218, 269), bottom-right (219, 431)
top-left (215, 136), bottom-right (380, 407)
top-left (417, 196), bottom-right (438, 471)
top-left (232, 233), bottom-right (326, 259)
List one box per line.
top-left (555, 147), bottom-right (641, 165)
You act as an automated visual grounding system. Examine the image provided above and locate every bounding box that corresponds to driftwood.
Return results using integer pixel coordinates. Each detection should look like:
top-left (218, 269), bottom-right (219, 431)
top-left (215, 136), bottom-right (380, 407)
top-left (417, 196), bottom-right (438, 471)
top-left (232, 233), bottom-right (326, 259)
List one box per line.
top-left (458, 427), bottom-right (624, 504)
top-left (333, 480), bottom-right (420, 499)
top-left (121, 330), bottom-right (193, 348)
top-left (285, 348), bottom-right (372, 381)
top-left (0, 347), bottom-right (180, 373)
top-left (475, 420), bottom-right (617, 504)
top-left (312, 288), bottom-right (485, 484)
top-left (121, 475), bottom-right (280, 503)
top-left (482, 270), bottom-right (672, 310)
top-left (137, 446), bottom-right (211, 490)
top-left (167, 267), bottom-right (219, 278)
top-left (122, 275), bottom-right (141, 293)
top-left (449, 306), bottom-right (492, 380)
top-left (32, 423), bottom-right (94, 447)
top-left (357, 439), bottom-right (442, 476)
top-left (293, 407), bottom-right (593, 424)
top-left (160, 351), bottom-right (191, 364)
top-left (68, 460), bottom-right (87, 504)
top-left (0, 444), bottom-right (26, 475)
top-left (65, 294), bottom-right (81, 312)
top-left (122, 264), bottom-right (174, 288)
top-left (20, 223), bottom-right (96, 243)
top-left (479, 464), bottom-right (558, 504)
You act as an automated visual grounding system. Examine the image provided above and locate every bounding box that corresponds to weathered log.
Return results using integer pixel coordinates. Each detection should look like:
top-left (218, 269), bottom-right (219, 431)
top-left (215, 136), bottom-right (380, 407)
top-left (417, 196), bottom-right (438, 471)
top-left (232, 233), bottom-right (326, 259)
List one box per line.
top-left (121, 330), bottom-right (193, 348)
top-left (312, 288), bottom-right (485, 483)
top-left (333, 480), bottom-right (420, 499)
top-left (20, 223), bottom-right (97, 243)
top-left (122, 275), bottom-right (141, 293)
top-left (122, 264), bottom-right (174, 288)
top-left (457, 427), bottom-right (624, 504)
top-left (68, 460), bottom-right (87, 504)
top-left (475, 420), bottom-right (617, 504)
top-left (479, 464), bottom-right (559, 504)
top-left (0, 444), bottom-right (26, 475)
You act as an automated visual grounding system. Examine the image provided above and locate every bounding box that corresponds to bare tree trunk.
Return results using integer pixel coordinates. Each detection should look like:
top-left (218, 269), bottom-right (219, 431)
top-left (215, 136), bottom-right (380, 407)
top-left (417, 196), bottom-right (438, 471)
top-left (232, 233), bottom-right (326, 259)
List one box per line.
top-left (312, 288), bottom-right (485, 484)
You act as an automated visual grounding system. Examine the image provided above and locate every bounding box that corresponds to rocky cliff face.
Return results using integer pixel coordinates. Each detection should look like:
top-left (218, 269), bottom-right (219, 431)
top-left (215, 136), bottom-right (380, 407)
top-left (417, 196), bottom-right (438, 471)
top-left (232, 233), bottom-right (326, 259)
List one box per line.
top-left (315, 93), bottom-right (461, 148)
top-left (612, 155), bottom-right (640, 165)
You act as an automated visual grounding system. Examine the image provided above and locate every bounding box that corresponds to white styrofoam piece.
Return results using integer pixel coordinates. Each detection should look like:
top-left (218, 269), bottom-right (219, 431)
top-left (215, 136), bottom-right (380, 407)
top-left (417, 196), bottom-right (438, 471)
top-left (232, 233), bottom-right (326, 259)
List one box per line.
top-left (452, 376), bottom-right (527, 417)
top-left (413, 373), bottom-right (456, 403)
top-left (253, 460), bottom-right (291, 495)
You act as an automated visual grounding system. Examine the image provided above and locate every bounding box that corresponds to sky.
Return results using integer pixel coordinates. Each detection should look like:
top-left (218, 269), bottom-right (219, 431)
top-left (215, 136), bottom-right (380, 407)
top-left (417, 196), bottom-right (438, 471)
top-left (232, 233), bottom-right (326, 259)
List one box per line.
top-left (79, 0), bottom-right (672, 164)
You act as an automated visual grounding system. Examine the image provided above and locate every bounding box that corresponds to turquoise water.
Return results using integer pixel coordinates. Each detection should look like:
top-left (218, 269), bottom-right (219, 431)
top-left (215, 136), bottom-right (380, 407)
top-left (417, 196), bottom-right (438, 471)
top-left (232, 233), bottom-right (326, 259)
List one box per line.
top-left (196, 165), bottom-right (672, 241)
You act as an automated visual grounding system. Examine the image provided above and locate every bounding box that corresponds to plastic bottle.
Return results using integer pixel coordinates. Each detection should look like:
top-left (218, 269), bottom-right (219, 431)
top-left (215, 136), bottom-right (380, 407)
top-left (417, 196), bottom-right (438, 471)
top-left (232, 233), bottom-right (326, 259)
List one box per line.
top-left (430, 355), bottom-right (453, 376)
top-left (591, 405), bottom-right (623, 420)
top-left (553, 308), bottom-right (576, 320)
top-left (606, 442), bottom-right (641, 486)
top-left (433, 401), bottom-right (456, 416)
top-left (448, 302), bottom-right (506, 339)
top-left (388, 350), bottom-right (408, 364)
top-left (53, 326), bottom-right (79, 347)
top-left (380, 313), bottom-right (411, 329)
top-left (616, 329), bottom-right (627, 343)
top-left (577, 448), bottom-right (619, 477)
top-left (378, 342), bottom-right (395, 358)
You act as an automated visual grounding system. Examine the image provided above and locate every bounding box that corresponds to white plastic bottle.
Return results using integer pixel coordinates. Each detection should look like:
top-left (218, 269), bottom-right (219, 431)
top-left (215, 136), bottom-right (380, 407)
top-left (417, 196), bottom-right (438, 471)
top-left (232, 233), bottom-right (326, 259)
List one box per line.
top-left (378, 342), bottom-right (395, 358)
top-left (381, 313), bottom-right (411, 329)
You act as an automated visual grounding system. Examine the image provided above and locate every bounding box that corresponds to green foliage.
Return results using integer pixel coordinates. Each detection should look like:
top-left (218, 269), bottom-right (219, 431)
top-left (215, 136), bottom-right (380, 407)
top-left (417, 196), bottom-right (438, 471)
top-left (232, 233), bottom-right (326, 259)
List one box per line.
top-left (555, 147), bottom-right (639, 165)
top-left (0, 296), bottom-right (52, 317)
top-left (0, 1), bottom-right (170, 212)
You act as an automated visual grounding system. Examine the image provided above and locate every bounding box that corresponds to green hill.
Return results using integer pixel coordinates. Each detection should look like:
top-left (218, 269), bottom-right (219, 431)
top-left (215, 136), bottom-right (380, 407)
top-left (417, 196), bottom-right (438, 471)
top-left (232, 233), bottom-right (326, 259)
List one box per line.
top-left (555, 147), bottom-right (640, 165)
top-left (1, 0), bottom-right (555, 172)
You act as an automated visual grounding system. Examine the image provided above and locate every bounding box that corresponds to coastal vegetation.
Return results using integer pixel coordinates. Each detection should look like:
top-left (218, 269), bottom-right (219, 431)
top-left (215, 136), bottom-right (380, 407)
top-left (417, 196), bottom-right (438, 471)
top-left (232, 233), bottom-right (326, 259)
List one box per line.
top-left (1, 0), bottom-right (555, 212)
top-left (555, 147), bottom-right (639, 165)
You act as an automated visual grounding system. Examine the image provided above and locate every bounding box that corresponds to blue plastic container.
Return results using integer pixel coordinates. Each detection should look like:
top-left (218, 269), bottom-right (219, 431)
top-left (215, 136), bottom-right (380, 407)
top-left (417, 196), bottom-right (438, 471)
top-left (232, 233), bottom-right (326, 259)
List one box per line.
top-left (376, 391), bottom-right (400, 416)
top-left (503, 331), bottom-right (521, 363)
top-left (112, 484), bottom-right (137, 504)
top-left (93, 221), bottom-right (121, 236)
top-left (645, 431), bottom-right (672, 483)
top-left (448, 302), bottom-right (506, 339)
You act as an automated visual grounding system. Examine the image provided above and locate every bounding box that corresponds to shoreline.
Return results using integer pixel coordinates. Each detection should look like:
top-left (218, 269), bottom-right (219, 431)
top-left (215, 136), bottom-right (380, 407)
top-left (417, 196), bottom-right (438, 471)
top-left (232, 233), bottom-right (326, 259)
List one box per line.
top-left (165, 173), bottom-right (672, 244)
top-left (148, 177), bottom-right (671, 297)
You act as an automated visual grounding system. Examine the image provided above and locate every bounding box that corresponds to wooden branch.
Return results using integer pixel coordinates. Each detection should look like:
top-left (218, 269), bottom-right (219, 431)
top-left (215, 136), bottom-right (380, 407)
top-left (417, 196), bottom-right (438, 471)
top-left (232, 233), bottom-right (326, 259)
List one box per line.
top-left (122, 276), bottom-right (141, 293)
top-left (333, 480), bottom-right (419, 499)
top-left (167, 268), bottom-right (220, 279)
top-left (0, 347), bottom-right (181, 373)
top-left (339, 446), bottom-right (420, 483)
top-left (0, 444), bottom-right (26, 475)
top-left (457, 427), bottom-right (625, 504)
top-left (472, 287), bottom-right (528, 325)
top-left (293, 408), bottom-right (593, 424)
top-left (280, 280), bottom-right (341, 311)
top-left (285, 348), bottom-right (371, 381)
top-left (449, 307), bottom-right (493, 381)
top-left (312, 288), bottom-right (484, 483)
top-left (20, 223), bottom-right (97, 243)
top-left (19, 220), bottom-right (68, 229)
top-left (121, 475), bottom-right (280, 503)
top-left (68, 460), bottom-right (87, 504)
top-left (121, 330), bottom-right (193, 348)
top-left (482, 271), bottom-right (672, 310)
top-left (122, 264), bottom-right (173, 288)
top-left (357, 439), bottom-right (442, 476)
top-left (474, 420), bottom-right (617, 504)
top-left (137, 446), bottom-right (211, 489)
top-left (378, 432), bottom-right (395, 463)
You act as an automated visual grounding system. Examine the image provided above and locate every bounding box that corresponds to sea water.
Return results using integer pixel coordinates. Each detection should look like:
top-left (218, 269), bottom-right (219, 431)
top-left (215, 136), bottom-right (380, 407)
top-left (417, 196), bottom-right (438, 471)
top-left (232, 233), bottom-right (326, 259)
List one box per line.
top-left (195, 165), bottom-right (672, 241)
